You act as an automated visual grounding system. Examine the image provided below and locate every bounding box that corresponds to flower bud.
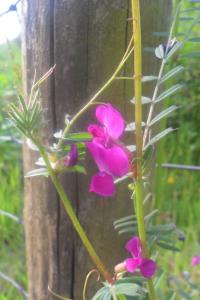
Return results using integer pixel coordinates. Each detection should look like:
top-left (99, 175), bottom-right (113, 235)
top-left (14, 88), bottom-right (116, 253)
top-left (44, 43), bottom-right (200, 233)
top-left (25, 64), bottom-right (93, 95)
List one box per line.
top-left (114, 261), bottom-right (126, 274)
top-left (54, 144), bottom-right (78, 172)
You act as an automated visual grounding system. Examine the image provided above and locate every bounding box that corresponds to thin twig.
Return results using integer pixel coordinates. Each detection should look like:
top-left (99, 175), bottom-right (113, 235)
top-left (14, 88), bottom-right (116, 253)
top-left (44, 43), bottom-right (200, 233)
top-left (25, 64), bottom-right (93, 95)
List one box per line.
top-left (48, 285), bottom-right (72, 300)
top-left (0, 1), bottom-right (21, 18)
top-left (83, 269), bottom-right (100, 300)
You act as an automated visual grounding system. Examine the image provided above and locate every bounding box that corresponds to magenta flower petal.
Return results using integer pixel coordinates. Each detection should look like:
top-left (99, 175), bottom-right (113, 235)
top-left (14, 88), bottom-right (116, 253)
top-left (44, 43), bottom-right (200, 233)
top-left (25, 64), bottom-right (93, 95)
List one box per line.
top-left (100, 144), bottom-right (129, 177)
top-left (88, 124), bottom-right (105, 139)
top-left (125, 236), bottom-right (141, 258)
top-left (124, 236), bottom-right (156, 279)
top-left (96, 104), bottom-right (125, 139)
top-left (86, 104), bottom-right (131, 197)
top-left (125, 258), bottom-right (141, 273)
top-left (87, 141), bottom-right (129, 177)
top-left (87, 141), bottom-right (108, 173)
top-left (89, 172), bottom-right (115, 197)
top-left (140, 259), bottom-right (157, 278)
top-left (191, 255), bottom-right (200, 266)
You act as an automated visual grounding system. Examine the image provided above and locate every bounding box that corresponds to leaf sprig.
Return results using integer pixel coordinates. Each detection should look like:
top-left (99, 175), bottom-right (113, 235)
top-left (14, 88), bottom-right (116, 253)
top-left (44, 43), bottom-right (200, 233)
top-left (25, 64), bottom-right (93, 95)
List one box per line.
top-left (9, 93), bottom-right (42, 139)
top-left (8, 66), bottom-right (56, 140)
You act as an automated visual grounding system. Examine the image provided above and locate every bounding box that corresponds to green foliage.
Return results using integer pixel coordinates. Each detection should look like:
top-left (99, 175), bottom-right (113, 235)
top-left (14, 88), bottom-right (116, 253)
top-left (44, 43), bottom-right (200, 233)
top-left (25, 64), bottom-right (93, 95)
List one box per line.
top-left (156, 0), bottom-right (200, 227)
top-left (9, 91), bottom-right (43, 139)
top-left (92, 279), bottom-right (146, 300)
top-left (149, 106), bottom-right (177, 127)
top-left (0, 38), bottom-right (21, 97)
top-left (0, 154), bottom-right (26, 300)
top-left (160, 65), bottom-right (184, 83)
top-left (114, 208), bottom-right (182, 254)
top-left (112, 2), bottom-right (200, 299)
top-left (144, 128), bottom-right (175, 150)
top-left (155, 84), bottom-right (182, 103)
top-left (62, 132), bottom-right (92, 142)
top-left (0, 38), bottom-right (26, 299)
top-left (25, 167), bottom-right (49, 178)
top-left (142, 76), bottom-right (157, 82)
top-left (154, 0), bottom-right (200, 298)
top-left (131, 96), bottom-right (151, 105)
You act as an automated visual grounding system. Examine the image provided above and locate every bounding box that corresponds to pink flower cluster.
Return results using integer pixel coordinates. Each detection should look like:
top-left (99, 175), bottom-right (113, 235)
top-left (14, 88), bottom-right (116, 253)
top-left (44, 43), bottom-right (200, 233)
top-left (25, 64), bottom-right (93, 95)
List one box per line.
top-left (125, 236), bottom-right (156, 278)
top-left (86, 103), bottom-right (130, 197)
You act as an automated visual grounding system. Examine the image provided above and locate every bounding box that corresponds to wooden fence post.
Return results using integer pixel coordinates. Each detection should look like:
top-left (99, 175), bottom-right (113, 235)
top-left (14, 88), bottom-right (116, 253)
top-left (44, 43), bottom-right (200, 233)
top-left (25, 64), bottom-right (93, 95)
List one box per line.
top-left (22, 1), bottom-right (172, 299)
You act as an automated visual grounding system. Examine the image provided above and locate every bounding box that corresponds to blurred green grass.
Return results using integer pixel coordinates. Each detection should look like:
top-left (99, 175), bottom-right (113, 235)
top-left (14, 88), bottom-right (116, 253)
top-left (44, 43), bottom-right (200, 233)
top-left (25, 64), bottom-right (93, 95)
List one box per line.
top-left (0, 37), bottom-right (26, 299)
top-left (154, 1), bottom-right (200, 298)
top-left (157, 0), bottom-right (200, 230)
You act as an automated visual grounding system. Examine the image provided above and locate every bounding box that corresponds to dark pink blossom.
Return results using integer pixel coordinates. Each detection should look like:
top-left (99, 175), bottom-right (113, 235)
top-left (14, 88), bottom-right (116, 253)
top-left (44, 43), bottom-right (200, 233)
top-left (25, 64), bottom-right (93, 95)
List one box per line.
top-left (67, 144), bottom-right (78, 166)
top-left (191, 255), bottom-right (200, 267)
top-left (125, 236), bottom-right (156, 278)
top-left (86, 104), bottom-right (130, 197)
top-left (55, 144), bottom-right (78, 171)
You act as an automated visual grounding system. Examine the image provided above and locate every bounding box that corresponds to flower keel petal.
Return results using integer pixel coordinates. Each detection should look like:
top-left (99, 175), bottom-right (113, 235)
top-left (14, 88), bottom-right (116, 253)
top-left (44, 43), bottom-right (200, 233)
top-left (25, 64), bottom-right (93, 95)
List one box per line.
top-left (89, 172), bottom-right (115, 197)
top-left (101, 145), bottom-right (130, 177)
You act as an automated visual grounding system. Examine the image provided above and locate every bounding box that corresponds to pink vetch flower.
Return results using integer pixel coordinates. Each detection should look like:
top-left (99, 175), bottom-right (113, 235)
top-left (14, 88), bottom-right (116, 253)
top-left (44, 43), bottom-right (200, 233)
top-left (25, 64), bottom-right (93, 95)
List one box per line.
top-left (191, 255), bottom-right (200, 267)
top-left (54, 144), bottom-right (78, 171)
top-left (86, 103), bottom-right (130, 197)
top-left (125, 236), bottom-right (157, 278)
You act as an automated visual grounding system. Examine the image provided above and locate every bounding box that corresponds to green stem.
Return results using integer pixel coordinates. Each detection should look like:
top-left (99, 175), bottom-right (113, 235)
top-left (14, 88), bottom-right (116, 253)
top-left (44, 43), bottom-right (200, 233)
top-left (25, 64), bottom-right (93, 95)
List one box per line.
top-left (57, 37), bottom-right (134, 149)
top-left (131, 1), bottom-right (157, 300)
top-left (37, 145), bottom-right (112, 283)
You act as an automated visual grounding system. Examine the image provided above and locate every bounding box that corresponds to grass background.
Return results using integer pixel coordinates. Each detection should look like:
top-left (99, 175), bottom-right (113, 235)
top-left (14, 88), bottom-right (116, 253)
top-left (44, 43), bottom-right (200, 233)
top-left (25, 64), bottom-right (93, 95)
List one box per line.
top-left (0, 0), bottom-right (200, 299)
top-left (154, 1), bottom-right (200, 298)
top-left (0, 38), bottom-right (26, 299)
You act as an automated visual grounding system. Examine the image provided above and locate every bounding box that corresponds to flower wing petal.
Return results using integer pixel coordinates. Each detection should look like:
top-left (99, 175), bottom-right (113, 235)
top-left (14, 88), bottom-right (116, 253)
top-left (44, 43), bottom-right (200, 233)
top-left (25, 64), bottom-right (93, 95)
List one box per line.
top-left (96, 104), bottom-right (125, 139)
top-left (140, 259), bottom-right (157, 278)
top-left (102, 145), bottom-right (130, 177)
top-left (89, 172), bottom-right (115, 197)
top-left (86, 141), bottom-right (108, 173)
top-left (87, 142), bottom-right (129, 177)
top-left (125, 258), bottom-right (139, 273)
